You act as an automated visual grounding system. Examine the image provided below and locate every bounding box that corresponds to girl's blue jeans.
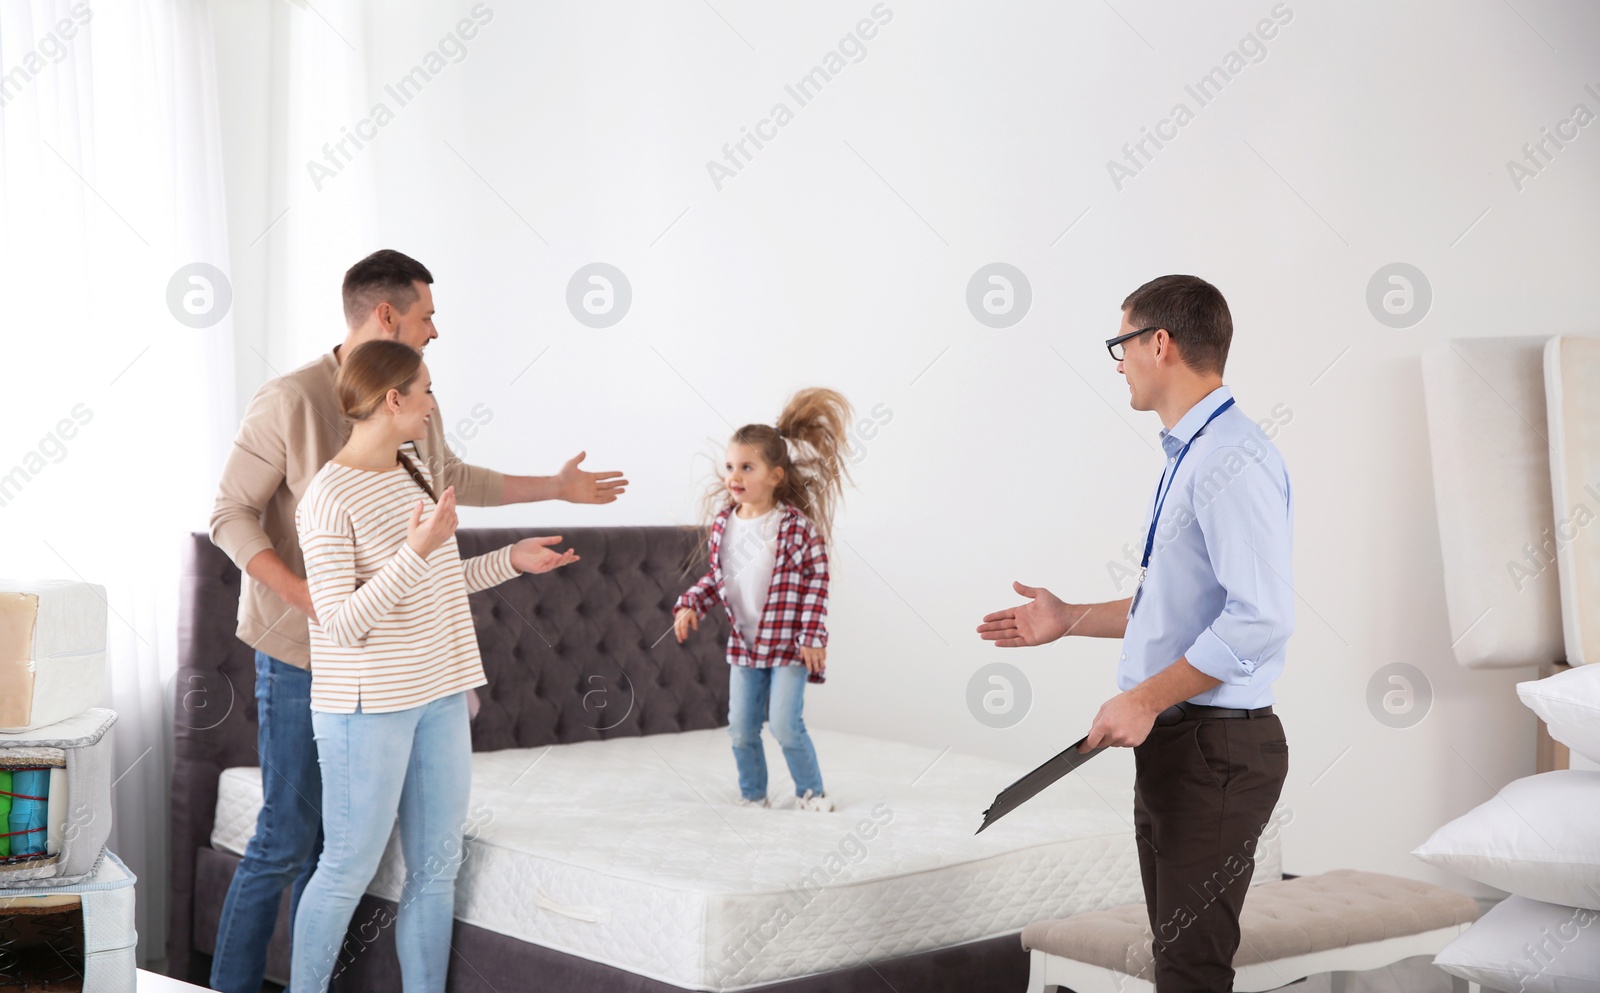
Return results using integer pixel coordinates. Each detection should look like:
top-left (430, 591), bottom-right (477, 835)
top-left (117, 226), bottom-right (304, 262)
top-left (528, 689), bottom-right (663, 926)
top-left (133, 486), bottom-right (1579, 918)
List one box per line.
top-left (728, 664), bottom-right (824, 800)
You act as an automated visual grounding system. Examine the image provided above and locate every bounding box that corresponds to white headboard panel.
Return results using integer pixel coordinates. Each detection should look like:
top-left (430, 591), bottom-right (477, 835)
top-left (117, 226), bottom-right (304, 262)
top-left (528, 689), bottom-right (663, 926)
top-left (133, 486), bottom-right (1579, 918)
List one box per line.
top-left (1543, 336), bottom-right (1600, 666)
top-left (1421, 338), bottom-right (1564, 669)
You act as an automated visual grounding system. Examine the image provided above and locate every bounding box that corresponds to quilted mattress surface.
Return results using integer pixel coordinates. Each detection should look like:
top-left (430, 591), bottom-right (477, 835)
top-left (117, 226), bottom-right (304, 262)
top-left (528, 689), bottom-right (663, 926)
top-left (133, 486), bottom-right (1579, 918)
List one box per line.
top-left (212, 728), bottom-right (1283, 990)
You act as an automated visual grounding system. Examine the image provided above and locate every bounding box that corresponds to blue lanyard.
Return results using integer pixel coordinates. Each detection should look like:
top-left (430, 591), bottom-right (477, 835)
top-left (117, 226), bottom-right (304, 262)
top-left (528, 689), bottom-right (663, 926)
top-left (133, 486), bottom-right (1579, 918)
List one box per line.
top-left (1139, 397), bottom-right (1235, 576)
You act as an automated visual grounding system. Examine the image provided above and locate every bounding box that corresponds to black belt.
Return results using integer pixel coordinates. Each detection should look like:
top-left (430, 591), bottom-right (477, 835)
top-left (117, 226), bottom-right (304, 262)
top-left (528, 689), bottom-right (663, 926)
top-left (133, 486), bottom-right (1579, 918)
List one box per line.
top-left (1155, 702), bottom-right (1274, 726)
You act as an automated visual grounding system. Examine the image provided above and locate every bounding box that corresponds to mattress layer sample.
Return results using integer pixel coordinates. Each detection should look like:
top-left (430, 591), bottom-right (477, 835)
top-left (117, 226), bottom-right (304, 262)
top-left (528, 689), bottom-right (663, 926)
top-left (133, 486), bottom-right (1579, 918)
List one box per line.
top-left (1543, 336), bottom-right (1600, 666)
top-left (0, 709), bottom-right (115, 886)
top-left (214, 728), bottom-right (1284, 991)
top-left (1420, 338), bottom-right (1564, 668)
top-left (0, 849), bottom-right (137, 993)
top-left (0, 580), bottom-right (107, 734)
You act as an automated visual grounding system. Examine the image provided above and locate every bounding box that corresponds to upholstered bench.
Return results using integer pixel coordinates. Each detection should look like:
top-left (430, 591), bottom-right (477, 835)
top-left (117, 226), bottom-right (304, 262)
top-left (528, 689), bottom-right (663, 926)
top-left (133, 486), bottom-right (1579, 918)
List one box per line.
top-left (1021, 869), bottom-right (1481, 993)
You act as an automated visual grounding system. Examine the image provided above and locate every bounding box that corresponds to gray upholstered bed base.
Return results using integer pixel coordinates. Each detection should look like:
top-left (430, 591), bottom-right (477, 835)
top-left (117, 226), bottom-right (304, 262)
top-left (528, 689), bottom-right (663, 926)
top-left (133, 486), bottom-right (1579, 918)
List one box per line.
top-left (170, 529), bottom-right (1028, 991)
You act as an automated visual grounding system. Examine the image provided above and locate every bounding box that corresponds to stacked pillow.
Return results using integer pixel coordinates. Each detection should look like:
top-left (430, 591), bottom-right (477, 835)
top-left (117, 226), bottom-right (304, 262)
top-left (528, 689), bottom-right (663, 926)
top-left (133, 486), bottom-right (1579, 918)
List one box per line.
top-left (1413, 663), bottom-right (1600, 993)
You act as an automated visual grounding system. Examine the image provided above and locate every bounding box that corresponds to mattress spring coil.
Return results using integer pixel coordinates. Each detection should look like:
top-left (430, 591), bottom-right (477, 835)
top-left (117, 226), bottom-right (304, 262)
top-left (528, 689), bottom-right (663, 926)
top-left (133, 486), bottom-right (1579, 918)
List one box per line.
top-left (0, 766), bottom-right (52, 865)
top-left (0, 904), bottom-right (85, 986)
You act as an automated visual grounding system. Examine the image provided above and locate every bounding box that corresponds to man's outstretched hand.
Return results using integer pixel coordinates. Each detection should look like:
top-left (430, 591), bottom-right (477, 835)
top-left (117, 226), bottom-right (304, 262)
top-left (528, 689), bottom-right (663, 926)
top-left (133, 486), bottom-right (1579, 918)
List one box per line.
top-left (977, 581), bottom-right (1074, 647)
top-left (557, 451), bottom-right (628, 504)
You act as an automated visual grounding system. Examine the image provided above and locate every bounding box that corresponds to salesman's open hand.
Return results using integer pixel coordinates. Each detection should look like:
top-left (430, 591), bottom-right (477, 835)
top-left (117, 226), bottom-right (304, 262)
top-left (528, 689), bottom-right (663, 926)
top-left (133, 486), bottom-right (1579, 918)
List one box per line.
top-left (510, 535), bottom-right (580, 574)
top-left (1080, 690), bottom-right (1160, 752)
top-left (557, 451), bottom-right (628, 504)
top-left (977, 581), bottom-right (1073, 647)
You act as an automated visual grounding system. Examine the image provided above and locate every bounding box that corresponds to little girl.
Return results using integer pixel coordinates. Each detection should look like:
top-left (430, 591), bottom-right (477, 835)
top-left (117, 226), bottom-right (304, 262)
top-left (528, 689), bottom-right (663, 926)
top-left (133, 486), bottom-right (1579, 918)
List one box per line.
top-left (291, 340), bottom-right (578, 993)
top-left (674, 388), bottom-right (853, 812)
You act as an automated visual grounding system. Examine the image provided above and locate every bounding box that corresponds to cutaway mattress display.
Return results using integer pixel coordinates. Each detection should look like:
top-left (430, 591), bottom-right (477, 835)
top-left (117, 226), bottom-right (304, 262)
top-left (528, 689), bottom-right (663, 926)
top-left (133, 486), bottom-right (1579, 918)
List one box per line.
top-left (0, 710), bottom-right (115, 886)
top-left (0, 582), bottom-right (107, 735)
top-left (0, 850), bottom-right (137, 993)
top-left (212, 728), bottom-right (1284, 991)
top-left (1543, 335), bottom-right (1600, 667)
top-left (1421, 338), bottom-right (1565, 668)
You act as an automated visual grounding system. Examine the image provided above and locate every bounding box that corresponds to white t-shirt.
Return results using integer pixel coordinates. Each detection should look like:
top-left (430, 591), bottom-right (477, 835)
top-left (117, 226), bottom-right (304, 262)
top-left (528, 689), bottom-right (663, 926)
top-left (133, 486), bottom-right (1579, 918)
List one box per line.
top-left (721, 506), bottom-right (781, 643)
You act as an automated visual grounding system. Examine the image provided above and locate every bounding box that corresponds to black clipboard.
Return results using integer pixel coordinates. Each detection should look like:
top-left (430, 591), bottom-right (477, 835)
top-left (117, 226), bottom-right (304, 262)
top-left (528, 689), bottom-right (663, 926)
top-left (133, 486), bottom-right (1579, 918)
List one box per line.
top-left (976, 736), bottom-right (1107, 834)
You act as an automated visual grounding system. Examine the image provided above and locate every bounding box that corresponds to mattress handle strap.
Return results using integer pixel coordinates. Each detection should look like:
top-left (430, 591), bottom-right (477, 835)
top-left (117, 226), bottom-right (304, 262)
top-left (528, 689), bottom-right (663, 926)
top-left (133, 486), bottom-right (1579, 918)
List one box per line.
top-left (535, 888), bottom-right (612, 925)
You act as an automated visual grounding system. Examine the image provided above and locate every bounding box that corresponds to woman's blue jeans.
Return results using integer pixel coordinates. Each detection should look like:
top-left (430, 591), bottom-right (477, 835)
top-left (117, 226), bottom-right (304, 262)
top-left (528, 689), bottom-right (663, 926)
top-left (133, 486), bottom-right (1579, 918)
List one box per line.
top-left (728, 664), bottom-right (824, 800)
top-left (290, 692), bottom-right (471, 993)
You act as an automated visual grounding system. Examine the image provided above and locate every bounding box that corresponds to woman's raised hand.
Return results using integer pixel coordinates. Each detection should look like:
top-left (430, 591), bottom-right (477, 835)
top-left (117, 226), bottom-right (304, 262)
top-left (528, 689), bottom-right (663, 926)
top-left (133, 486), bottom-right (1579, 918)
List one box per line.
top-left (510, 535), bottom-right (580, 574)
top-left (406, 486), bottom-right (459, 559)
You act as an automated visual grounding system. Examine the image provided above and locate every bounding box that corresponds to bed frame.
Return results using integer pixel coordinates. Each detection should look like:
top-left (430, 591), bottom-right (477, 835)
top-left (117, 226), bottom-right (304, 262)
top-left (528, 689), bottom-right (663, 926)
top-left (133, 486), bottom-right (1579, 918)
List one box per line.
top-left (169, 528), bottom-right (1029, 991)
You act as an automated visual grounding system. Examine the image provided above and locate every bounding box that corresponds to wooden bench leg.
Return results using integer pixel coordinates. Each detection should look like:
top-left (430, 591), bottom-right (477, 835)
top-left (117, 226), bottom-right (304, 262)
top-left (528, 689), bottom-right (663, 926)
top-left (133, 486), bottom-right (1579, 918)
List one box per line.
top-left (1024, 949), bottom-right (1050, 993)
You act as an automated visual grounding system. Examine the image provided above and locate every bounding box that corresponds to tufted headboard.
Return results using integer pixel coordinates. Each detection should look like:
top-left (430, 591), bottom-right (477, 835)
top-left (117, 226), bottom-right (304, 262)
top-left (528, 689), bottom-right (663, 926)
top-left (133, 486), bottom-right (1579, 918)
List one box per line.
top-left (168, 527), bottom-right (730, 980)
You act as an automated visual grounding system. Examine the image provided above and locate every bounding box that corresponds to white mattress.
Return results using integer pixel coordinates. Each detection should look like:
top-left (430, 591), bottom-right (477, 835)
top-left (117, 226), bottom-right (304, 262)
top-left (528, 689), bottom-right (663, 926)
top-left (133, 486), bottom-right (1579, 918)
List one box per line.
top-left (212, 729), bottom-right (1283, 990)
top-left (0, 579), bottom-right (108, 734)
top-left (1421, 338), bottom-right (1565, 668)
top-left (1543, 336), bottom-right (1600, 666)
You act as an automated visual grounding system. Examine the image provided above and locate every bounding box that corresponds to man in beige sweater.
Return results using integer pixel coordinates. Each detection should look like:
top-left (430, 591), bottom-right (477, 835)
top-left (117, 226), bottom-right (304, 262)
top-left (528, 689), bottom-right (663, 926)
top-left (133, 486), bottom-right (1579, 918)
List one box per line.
top-left (205, 249), bottom-right (625, 993)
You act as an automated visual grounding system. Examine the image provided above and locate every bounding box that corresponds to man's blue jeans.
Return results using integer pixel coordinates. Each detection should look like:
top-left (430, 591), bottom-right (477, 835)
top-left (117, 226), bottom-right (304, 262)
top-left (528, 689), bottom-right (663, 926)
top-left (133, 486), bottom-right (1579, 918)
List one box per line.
top-left (209, 652), bottom-right (323, 993)
top-left (728, 664), bottom-right (824, 801)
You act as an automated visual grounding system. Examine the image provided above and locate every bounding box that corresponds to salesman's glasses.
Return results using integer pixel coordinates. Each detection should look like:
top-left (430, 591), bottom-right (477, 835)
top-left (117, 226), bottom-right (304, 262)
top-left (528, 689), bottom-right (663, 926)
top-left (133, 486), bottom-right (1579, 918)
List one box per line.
top-left (1105, 326), bottom-right (1161, 361)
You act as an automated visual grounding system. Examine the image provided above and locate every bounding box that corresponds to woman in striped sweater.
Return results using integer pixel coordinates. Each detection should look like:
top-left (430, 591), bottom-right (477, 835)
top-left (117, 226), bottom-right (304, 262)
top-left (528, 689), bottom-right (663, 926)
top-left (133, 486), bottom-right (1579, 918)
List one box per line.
top-left (290, 340), bottom-right (578, 993)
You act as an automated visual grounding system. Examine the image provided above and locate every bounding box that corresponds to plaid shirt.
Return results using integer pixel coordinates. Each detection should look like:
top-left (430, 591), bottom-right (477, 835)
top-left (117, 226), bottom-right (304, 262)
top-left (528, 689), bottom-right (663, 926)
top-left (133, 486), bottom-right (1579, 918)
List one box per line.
top-left (676, 502), bottom-right (830, 684)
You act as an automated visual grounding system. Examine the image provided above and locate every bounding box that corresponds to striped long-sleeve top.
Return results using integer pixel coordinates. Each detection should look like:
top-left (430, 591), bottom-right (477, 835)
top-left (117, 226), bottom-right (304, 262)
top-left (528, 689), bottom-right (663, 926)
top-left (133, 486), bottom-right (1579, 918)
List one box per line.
top-left (295, 448), bottom-right (519, 714)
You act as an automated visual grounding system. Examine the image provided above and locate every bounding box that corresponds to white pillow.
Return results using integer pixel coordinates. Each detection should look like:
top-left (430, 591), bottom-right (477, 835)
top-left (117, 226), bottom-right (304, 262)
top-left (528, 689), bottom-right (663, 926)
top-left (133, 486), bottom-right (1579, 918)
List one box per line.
top-left (1520, 664), bottom-right (1600, 765)
top-left (1435, 895), bottom-right (1600, 993)
top-left (1413, 771), bottom-right (1600, 910)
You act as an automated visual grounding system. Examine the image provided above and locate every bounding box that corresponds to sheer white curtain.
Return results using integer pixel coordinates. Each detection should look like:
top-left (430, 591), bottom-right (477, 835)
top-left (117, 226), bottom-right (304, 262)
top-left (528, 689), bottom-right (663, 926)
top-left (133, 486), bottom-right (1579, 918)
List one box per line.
top-left (0, 0), bottom-right (234, 967)
top-left (276, 0), bottom-right (377, 362)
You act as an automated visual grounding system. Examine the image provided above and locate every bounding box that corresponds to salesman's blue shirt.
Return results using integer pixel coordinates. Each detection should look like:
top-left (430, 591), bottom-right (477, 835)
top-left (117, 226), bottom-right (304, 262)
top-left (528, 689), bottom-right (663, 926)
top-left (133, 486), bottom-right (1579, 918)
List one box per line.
top-left (1118, 386), bottom-right (1294, 708)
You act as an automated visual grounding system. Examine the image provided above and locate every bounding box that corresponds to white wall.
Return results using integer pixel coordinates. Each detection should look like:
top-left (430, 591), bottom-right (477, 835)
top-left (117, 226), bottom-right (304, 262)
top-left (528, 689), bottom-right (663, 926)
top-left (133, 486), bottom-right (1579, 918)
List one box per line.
top-left (212, 0), bottom-right (1600, 892)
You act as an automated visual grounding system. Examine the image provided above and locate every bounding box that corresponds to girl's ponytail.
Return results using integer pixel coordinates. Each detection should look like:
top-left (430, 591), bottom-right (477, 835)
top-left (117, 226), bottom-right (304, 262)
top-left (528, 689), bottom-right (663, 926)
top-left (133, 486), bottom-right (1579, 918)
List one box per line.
top-left (773, 388), bottom-right (852, 547)
top-left (687, 388), bottom-right (855, 566)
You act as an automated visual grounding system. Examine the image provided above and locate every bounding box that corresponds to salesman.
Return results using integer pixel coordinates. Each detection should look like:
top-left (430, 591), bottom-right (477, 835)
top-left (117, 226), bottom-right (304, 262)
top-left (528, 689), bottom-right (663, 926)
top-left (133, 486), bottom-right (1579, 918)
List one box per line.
top-left (978, 274), bottom-right (1293, 992)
